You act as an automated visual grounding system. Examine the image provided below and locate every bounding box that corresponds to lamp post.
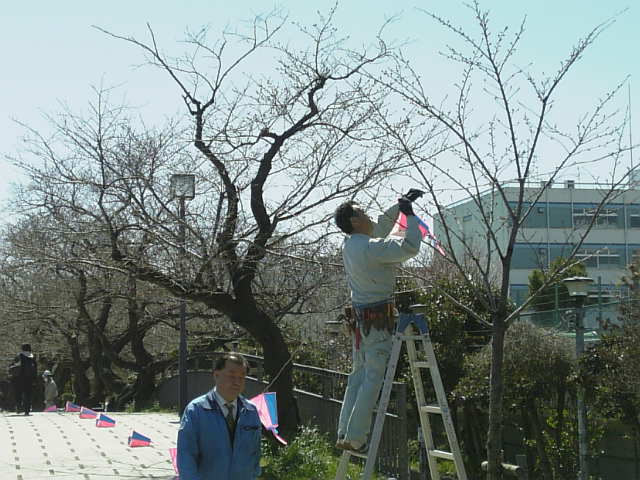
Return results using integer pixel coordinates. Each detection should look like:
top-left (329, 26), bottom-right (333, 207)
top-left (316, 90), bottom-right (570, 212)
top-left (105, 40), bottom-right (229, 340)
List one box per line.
top-left (563, 275), bottom-right (594, 480)
top-left (170, 173), bottom-right (196, 418)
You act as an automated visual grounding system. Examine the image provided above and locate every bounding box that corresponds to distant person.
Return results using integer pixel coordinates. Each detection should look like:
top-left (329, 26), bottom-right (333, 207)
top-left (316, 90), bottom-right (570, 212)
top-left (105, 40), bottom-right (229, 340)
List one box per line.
top-left (42, 370), bottom-right (58, 409)
top-left (177, 352), bottom-right (261, 480)
top-left (9, 343), bottom-right (38, 415)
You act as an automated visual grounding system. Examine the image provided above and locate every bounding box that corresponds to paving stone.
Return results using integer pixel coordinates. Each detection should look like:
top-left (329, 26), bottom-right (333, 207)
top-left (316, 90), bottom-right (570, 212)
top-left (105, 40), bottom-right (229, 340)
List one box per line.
top-left (0, 411), bottom-right (179, 479)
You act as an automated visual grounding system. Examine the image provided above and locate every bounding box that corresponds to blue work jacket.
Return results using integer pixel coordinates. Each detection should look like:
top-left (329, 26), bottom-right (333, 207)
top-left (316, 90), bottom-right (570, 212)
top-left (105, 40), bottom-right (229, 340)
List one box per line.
top-left (177, 391), bottom-right (262, 480)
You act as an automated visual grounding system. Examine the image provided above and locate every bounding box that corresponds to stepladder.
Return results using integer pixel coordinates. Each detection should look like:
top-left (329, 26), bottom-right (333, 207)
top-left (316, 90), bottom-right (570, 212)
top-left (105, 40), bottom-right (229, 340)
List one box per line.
top-left (334, 308), bottom-right (468, 480)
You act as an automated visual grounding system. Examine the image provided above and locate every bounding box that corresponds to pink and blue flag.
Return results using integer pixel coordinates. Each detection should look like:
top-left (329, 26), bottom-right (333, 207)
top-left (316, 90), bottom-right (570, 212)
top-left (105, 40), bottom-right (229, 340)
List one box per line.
top-left (392, 212), bottom-right (446, 256)
top-left (169, 447), bottom-right (179, 474)
top-left (128, 431), bottom-right (151, 447)
top-left (65, 401), bottom-right (81, 413)
top-left (250, 392), bottom-right (287, 445)
top-left (44, 405), bottom-right (57, 412)
top-left (79, 407), bottom-right (98, 419)
top-left (96, 413), bottom-right (116, 427)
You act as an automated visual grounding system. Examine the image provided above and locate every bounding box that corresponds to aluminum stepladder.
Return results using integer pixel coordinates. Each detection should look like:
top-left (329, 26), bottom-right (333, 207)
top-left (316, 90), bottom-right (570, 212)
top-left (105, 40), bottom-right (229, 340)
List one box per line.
top-left (334, 308), bottom-right (468, 480)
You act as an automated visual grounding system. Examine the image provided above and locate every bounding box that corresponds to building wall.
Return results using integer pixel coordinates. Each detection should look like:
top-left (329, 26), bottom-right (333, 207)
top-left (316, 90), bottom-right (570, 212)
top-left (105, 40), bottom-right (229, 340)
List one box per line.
top-left (436, 183), bottom-right (640, 305)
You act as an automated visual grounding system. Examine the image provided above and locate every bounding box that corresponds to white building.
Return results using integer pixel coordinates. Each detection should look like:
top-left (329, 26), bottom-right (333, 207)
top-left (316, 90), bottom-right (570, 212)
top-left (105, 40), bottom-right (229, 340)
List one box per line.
top-left (435, 181), bottom-right (640, 305)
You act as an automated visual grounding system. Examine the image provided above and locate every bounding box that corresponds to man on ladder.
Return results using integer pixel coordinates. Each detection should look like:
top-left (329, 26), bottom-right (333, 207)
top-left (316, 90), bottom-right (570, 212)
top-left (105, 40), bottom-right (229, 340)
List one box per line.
top-left (333, 189), bottom-right (424, 453)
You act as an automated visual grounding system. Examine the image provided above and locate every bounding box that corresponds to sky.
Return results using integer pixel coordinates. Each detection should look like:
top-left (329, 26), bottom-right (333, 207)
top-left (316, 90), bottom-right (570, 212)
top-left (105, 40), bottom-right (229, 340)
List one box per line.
top-left (1, 0), bottom-right (638, 218)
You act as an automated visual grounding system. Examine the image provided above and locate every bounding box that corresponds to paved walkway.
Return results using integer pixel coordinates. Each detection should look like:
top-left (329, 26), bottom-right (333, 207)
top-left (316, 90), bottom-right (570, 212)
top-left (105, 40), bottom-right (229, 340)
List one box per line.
top-left (0, 411), bottom-right (179, 479)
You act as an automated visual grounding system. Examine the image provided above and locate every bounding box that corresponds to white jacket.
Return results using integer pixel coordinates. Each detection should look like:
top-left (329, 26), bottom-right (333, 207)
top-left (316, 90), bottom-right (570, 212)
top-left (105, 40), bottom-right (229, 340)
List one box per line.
top-left (343, 204), bottom-right (421, 305)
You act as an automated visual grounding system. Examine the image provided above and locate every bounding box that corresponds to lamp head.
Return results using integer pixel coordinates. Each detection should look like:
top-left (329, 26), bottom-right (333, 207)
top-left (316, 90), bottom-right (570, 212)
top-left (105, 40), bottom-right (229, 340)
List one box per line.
top-left (562, 276), bottom-right (594, 297)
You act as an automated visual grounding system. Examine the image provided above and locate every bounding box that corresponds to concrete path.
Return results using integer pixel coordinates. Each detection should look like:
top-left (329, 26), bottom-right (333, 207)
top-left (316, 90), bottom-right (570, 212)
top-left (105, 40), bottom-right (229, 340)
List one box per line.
top-left (0, 411), bottom-right (179, 479)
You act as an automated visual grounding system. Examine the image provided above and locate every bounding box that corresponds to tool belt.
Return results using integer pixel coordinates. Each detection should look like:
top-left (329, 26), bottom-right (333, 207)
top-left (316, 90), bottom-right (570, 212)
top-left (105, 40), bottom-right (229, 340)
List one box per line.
top-left (345, 301), bottom-right (396, 341)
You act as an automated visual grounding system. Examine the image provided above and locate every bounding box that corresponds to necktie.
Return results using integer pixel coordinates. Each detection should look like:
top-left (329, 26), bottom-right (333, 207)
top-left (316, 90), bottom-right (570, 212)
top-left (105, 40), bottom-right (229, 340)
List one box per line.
top-left (225, 403), bottom-right (236, 436)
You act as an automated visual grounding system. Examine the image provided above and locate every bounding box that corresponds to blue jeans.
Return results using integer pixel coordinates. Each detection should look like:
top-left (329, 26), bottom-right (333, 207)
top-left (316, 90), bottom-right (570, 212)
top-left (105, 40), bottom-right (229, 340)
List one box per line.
top-left (337, 312), bottom-right (393, 446)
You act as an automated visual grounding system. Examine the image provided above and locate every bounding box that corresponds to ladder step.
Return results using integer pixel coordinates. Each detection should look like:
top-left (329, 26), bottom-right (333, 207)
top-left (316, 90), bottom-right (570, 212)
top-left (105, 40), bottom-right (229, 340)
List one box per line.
top-left (420, 404), bottom-right (442, 414)
top-left (429, 449), bottom-right (455, 460)
top-left (399, 334), bottom-right (424, 341)
top-left (411, 361), bottom-right (432, 369)
top-left (345, 449), bottom-right (368, 459)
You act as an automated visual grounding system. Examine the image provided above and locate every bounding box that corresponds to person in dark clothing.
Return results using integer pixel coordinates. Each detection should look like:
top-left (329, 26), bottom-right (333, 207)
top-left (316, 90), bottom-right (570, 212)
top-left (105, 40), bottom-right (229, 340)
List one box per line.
top-left (10, 344), bottom-right (37, 415)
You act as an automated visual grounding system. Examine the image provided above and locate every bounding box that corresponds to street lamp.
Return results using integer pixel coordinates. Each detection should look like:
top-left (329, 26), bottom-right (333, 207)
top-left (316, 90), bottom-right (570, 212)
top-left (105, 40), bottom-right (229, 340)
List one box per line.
top-left (170, 173), bottom-right (196, 418)
top-left (563, 275), bottom-right (594, 480)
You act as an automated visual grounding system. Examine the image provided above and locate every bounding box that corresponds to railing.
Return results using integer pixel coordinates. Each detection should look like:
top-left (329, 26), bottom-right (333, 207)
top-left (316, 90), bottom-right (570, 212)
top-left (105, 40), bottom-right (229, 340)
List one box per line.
top-left (239, 353), bottom-right (410, 480)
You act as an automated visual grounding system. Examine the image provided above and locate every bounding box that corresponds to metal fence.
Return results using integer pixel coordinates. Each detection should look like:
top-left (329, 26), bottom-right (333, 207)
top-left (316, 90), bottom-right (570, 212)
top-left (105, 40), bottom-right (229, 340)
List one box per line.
top-left (241, 353), bottom-right (410, 480)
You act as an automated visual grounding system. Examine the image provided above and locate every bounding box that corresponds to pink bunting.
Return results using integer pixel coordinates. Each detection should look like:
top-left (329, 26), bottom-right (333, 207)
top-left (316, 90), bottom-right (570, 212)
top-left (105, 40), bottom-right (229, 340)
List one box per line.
top-left (65, 401), bottom-right (81, 413)
top-left (169, 447), bottom-right (179, 474)
top-left (96, 413), bottom-right (116, 427)
top-left (249, 392), bottom-right (287, 445)
top-left (79, 407), bottom-right (98, 419)
top-left (391, 212), bottom-right (446, 256)
top-left (128, 431), bottom-right (151, 447)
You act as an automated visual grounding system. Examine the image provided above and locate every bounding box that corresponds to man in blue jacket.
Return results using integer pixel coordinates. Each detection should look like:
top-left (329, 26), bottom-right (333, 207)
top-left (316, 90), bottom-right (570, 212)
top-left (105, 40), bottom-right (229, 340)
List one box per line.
top-left (177, 353), bottom-right (262, 480)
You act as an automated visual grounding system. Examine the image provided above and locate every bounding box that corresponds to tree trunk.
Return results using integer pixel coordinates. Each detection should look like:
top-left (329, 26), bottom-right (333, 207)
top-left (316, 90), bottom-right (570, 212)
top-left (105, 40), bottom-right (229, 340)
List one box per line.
top-left (521, 407), bottom-right (535, 479)
top-left (486, 318), bottom-right (506, 480)
top-left (526, 398), bottom-right (554, 480)
top-left (68, 336), bottom-right (90, 404)
top-left (464, 402), bottom-right (486, 479)
top-left (238, 307), bottom-right (299, 439)
top-left (132, 367), bottom-right (157, 408)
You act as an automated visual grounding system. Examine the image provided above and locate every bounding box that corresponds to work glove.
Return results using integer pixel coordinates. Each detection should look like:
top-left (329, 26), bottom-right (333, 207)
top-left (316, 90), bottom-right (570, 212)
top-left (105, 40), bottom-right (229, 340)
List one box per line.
top-left (403, 188), bottom-right (425, 202)
top-left (398, 197), bottom-right (415, 216)
top-left (398, 188), bottom-right (424, 216)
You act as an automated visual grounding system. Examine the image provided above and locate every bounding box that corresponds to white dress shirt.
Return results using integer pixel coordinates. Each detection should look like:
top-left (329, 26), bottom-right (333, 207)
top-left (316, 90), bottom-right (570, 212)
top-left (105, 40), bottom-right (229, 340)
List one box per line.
top-left (213, 387), bottom-right (238, 419)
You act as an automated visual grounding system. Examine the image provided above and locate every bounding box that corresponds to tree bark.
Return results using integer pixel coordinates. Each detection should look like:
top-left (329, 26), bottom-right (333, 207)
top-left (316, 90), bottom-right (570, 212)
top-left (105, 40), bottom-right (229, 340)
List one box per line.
top-left (486, 317), bottom-right (506, 480)
top-left (234, 306), bottom-right (299, 439)
top-left (67, 336), bottom-right (90, 404)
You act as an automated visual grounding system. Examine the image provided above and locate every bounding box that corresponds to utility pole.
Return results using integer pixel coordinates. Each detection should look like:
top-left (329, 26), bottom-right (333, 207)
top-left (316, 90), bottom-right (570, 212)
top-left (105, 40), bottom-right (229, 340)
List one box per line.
top-left (563, 276), bottom-right (594, 480)
top-left (575, 294), bottom-right (589, 480)
top-left (178, 195), bottom-right (188, 418)
top-left (170, 173), bottom-right (196, 418)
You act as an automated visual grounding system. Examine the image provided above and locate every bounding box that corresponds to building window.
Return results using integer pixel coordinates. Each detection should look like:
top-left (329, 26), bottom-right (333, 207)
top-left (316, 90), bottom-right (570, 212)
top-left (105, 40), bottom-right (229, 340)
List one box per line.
top-left (573, 206), bottom-right (620, 228)
top-left (628, 207), bottom-right (640, 228)
top-left (576, 247), bottom-right (622, 268)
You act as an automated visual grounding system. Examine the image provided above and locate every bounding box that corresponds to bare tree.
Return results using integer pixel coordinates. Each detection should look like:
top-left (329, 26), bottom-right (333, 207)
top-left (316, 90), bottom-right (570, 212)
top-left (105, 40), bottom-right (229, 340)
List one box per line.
top-left (9, 8), bottom-right (403, 435)
top-left (372, 2), bottom-right (635, 477)
top-left (0, 213), bottom-right (219, 408)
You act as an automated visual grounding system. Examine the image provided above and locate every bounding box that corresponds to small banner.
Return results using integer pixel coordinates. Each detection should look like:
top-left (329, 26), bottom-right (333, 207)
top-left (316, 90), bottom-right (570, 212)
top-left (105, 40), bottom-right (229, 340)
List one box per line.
top-left (391, 212), bottom-right (446, 256)
top-left (249, 392), bottom-right (287, 445)
top-left (79, 407), bottom-right (98, 419)
top-left (128, 431), bottom-right (151, 447)
top-left (96, 413), bottom-right (116, 427)
top-left (169, 447), bottom-right (179, 475)
top-left (65, 401), bottom-right (81, 413)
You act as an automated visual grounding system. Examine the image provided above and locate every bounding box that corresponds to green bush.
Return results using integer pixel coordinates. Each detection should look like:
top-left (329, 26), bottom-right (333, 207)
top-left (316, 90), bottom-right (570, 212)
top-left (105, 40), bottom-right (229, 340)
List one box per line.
top-left (259, 425), bottom-right (333, 480)
top-left (259, 425), bottom-right (385, 480)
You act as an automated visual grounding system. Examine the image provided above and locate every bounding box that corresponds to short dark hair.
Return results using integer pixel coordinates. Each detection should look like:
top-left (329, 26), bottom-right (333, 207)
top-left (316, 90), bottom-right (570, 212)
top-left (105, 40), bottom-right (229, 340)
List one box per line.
top-left (21, 343), bottom-right (31, 352)
top-left (214, 352), bottom-right (248, 372)
top-left (335, 201), bottom-right (358, 234)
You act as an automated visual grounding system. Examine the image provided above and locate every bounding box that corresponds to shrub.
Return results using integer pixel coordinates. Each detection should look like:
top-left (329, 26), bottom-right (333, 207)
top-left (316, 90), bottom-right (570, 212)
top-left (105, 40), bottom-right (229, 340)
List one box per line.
top-left (259, 425), bottom-right (334, 480)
